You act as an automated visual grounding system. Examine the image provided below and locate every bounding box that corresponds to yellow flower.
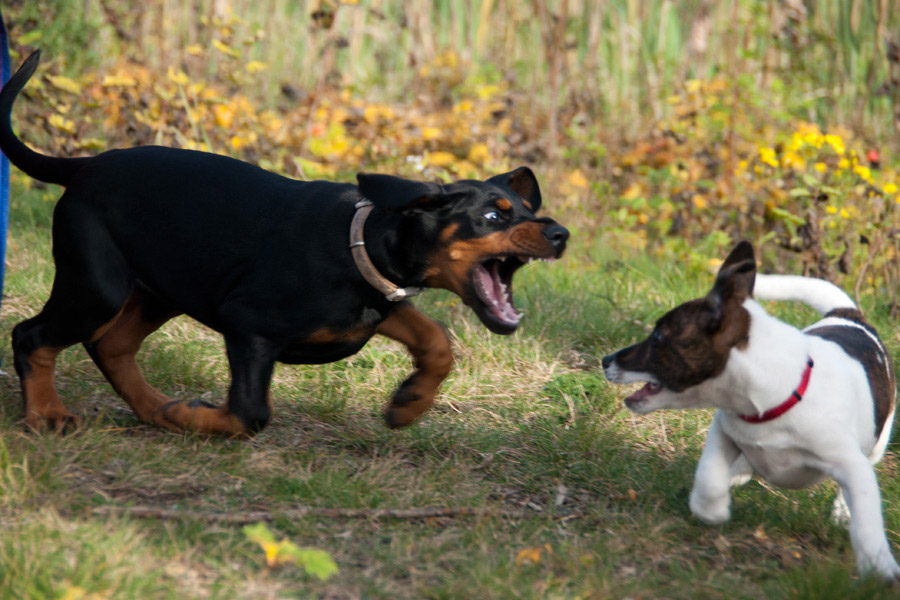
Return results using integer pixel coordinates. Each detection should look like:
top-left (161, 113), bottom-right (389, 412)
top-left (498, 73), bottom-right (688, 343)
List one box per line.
top-left (214, 104), bottom-right (235, 128)
top-left (758, 147), bottom-right (779, 167)
top-left (803, 130), bottom-right (823, 148)
top-left (783, 151), bottom-right (805, 170)
top-left (566, 169), bottom-right (590, 190)
top-left (884, 183), bottom-right (898, 195)
top-left (48, 114), bottom-right (76, 134)
top-left (838, 158), bottom-right (850, 170)
top-left (424, 151), bottom-right (456, 168)
top-left (814, 162), bottom-right (826, 173)
top-left (212, 39), bottom-right (240, 58)
top-left (840, 208), bottom-right (850, 219)
top-left (853, 164), bottom-right (872, 182)
top-left (167, 67), bottom-right (188, 86)
top-left (467, 143), bottom-right (490, 165)
top-left (692, 194), bottom-right (707, 210)
top-left (826, 205), bottom-right (838, 214)
top-left (246, 61), bottom-right (268, 74)
top-left (824, 134), bottom-right (844, 155)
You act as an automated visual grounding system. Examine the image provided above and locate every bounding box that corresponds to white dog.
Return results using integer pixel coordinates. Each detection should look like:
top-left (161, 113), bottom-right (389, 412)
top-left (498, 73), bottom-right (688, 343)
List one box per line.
top-left (602, 241), bottom-right (899, 579)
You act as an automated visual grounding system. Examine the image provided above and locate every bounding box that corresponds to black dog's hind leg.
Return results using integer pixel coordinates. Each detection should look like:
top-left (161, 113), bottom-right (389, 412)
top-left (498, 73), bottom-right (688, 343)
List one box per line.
top-left (375, 302), bottom-right (453, 428)
top-left (82, 288), bottom-right (182, 425)
top-left (13, 199), bottom-right (133, 432)
top-left (153, 334), bottom-right (278, 437)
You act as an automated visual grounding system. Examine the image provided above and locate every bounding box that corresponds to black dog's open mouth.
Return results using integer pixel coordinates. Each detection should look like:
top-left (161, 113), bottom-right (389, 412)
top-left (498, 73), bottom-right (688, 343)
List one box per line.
top-left (625, 381), bottom-right (663, 409)
top-left (471, 255), bottom-right (551, 334)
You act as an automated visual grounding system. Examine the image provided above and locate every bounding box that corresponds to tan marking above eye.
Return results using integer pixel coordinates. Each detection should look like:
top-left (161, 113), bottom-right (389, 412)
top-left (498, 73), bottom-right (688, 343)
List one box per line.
top-left (522, 200), bottom-right (532, 210)
top-left (439, 223), bottom-right (460, 243)
top-left (495, 198), bottom-right (512, 211)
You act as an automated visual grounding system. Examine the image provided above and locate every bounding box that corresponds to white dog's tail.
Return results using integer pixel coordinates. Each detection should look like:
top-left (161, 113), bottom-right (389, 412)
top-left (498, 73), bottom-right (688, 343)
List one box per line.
top-left (753, 274), bottom-right (857, 315)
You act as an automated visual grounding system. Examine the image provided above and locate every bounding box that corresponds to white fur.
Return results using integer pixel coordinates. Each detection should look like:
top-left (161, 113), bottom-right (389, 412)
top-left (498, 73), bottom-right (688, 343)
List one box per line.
top-left (754, 273), bottom-right (856, 314)
top-left (607, 274), bottom-right (900, 579)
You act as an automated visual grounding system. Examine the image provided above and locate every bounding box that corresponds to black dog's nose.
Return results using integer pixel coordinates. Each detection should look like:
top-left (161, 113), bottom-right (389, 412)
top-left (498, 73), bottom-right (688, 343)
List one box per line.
top-left (543, 224), bottom-right (570, 247)
top-left (601, 354), bottom-right (614, 369)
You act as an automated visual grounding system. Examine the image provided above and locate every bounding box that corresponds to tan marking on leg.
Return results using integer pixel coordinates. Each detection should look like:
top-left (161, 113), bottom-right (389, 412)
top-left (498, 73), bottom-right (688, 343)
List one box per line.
top-left (376, 303), bottom-right (453, 428)
top-left (92, 294), bottom-right (250, 437)
top-left (87, 305), bottom-right (126, 343)
top-left (156, 402), bottom-right (250, 437)
top-left (22, 346), bottom-right (80, 433)
top-left (91, 295), bottom-right (179, 422)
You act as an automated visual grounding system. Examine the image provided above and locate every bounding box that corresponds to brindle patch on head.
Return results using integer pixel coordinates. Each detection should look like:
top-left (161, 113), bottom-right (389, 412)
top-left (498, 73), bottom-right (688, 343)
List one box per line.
top-left (806, 322), bottom-right (895, 437)
top-left (495, 198), bottom-right (512, 211)
top-left (614, 295), bottom-right (750, 393)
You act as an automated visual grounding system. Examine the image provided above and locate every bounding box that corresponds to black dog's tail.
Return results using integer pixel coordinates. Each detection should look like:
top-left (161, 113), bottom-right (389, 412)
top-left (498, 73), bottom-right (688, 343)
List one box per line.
top-left (0, 50), bottom-right (90, 186)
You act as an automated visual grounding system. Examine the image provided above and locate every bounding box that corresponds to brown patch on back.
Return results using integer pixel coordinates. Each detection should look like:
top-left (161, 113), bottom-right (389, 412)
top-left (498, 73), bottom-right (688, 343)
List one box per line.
top-left (825, 307), bottom-right (868, 323)
top-left (806, 323), bottom-right (896, 437)
top-left (495, 198), bottom-right (512, 211)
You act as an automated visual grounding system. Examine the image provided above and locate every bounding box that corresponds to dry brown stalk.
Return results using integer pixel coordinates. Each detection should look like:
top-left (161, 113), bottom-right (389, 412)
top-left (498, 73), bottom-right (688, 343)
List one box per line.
top-left (91, 505), bottom-right (582, 524)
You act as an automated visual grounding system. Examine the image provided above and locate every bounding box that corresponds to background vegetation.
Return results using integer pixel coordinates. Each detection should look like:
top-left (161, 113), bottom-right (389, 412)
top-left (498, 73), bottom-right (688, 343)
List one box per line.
top-left (1, 1), bottom-right (900, 598)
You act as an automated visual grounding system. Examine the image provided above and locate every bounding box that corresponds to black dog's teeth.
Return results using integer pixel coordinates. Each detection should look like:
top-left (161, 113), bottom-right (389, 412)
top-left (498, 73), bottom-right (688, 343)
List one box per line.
top-left (473, 257), bottom-right (523, 326)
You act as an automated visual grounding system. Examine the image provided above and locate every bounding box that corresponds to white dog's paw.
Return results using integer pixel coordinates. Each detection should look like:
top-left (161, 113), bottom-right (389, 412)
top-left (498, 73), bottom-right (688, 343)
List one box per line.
top-left (689, 493), bottom-right (731, 525)
top-left (728, 455), bottom-right (753, 488)
top-left (858, 549), bottom-right (900, 581)
top-left (872, 558), bottom-right (900, 581)
top-left (830, 493), bottom-right (850, 526)
top-left (729, 473), bottom-right (752, 487)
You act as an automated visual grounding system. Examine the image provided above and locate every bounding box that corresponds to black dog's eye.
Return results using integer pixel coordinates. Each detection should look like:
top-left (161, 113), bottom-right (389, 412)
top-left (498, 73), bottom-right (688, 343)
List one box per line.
top-left (483, 211), bottom-right (500, 221)
top-left (650, 330), bottom-right (663, 343)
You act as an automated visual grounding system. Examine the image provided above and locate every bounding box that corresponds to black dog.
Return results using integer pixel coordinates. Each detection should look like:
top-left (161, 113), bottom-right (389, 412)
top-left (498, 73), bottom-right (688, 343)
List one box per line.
top-left (0, 52), bottom-right (568, 436)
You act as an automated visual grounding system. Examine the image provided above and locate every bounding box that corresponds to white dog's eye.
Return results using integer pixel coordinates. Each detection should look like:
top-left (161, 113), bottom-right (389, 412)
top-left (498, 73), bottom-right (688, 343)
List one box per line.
top-left (484, 211), bottom-right (500, 221)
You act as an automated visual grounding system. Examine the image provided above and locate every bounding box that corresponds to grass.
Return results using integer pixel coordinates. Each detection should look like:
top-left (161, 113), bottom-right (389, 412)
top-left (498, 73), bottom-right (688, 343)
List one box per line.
top-left (1, 182), bottom-right (898, 599)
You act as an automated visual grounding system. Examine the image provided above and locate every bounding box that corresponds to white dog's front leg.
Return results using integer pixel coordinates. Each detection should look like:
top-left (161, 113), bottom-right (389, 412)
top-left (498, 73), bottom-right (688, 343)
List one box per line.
top-left (827, 450), bottom-right (900, 580)
top-left (690, 414), bottom-right (742, 524)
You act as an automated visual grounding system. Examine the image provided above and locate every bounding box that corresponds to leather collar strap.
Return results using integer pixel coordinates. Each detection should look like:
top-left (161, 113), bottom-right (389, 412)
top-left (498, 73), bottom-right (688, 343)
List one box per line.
top-left (349, 200), bottom-right (425, 302)
top-left (739, 357), bottom-right (814, 423)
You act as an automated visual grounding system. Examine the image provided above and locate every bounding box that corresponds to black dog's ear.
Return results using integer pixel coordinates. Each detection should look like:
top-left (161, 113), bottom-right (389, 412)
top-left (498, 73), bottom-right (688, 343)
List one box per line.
top-left (710, 241), bottom-right (757, 305)
top-left (487, 166), bottom-right (542, 212)
top-left (357, 173), bottom-right (445, 212)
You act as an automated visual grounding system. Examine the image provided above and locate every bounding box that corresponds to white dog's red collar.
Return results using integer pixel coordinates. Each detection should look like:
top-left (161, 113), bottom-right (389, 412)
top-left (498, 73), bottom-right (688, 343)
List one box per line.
top-left (739, 358), bottom-right (814, 423)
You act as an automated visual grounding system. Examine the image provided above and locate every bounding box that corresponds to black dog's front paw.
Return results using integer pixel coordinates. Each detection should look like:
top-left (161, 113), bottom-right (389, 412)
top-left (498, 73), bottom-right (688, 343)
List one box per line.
top-left (383, 376), bottom-right (434, 429)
